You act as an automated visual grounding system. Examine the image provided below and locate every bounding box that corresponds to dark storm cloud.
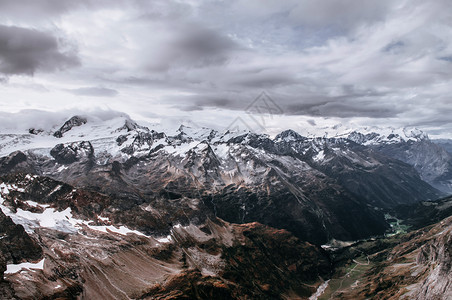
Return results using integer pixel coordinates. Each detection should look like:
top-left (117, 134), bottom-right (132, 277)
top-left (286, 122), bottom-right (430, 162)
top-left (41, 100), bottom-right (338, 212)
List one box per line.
top-left (287, 98), bottom-right (402, 118)
top-left (174, 26), bottom-right (239, 64)
top-left (283, 86), bottom-right (399, 118)
top-left (0, 25), bottom-right (80, 76)
top-left (165, 94), bottom-right (235, 112)
top-left (307, 119), bottom-right (316, 126)
top-left (144, 24), bottom-right (244, 71)
top-left (164, 86), bottom-right (400, 119)
top-left (226, 71), bottom-right (298, 88)
top-left (66, 87), bottom-right (119, 97)
top-left (438, 56), bottom-right (452, 62)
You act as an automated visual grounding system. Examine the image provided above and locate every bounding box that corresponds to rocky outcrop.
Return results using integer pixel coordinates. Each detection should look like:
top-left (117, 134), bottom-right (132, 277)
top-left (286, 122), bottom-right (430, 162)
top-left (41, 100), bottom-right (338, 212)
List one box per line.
top-left (0, 211), bottom-right (42, 263)
top-left (53, 116), bottom-right (87, 138)
top-left (50, 141), bottom-right (94, 164)
top-left (120, 132), bottom-right (154, 155)
top-left (0, 151), bottom-right (27, 174)
top-left (0, 252), bottom-right (16, 300)
top-left (0, 209), bottom-right (42, 299)
top-left (413, 226), bottom-right (452, 300)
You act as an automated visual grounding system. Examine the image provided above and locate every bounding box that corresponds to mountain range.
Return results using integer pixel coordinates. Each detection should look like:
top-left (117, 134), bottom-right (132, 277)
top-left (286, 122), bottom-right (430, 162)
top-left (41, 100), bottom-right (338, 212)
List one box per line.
top-left (0, 114), bottom-right (451, 299)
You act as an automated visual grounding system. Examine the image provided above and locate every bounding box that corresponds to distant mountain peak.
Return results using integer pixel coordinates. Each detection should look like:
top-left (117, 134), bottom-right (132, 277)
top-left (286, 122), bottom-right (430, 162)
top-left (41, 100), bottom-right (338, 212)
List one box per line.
top-left (53, 115), bottom-right (88, 138)
top-left (274, 129), bottom-right (305, 142)
top-left (347, 126), bottom-right (429, 146)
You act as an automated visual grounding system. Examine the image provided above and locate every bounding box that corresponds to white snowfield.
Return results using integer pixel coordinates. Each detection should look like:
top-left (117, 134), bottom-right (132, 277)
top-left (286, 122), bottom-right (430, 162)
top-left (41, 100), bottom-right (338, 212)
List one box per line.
top-left (5, 258), bottom-right (45, 274)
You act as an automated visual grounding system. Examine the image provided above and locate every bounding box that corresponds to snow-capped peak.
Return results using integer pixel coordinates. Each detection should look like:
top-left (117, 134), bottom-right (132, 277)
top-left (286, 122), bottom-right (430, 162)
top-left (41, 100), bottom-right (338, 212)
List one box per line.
top-left (274, 129), bottom-right (305, 143)
top-left (347, 127), bottom-right (429, 146)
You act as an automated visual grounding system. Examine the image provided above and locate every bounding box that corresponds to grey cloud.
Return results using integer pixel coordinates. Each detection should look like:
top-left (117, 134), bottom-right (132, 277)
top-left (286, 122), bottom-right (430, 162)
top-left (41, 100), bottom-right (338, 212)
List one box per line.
top-left (0, 0), bottom-right (84, 19)
top-left (307, 119), bottom-right (316, 126)
top-left (0, 0), bottom-right (131, 20)
top-left (179, 105), bottom-right (204, 112)
top-left (226, 70), bottom-right (298, 88)
top-left (174, 26), bottom-right (239, 62)
top-left (0, 25), bottom-right (80, 76)
top-left (0, 0), bottom-right (194, 21)
top-left (169, 95), bottom-right (234, 112)
top-left (67, 87), bottom-right (119, 97)
top-left (144, 24), bottom-right (244, 71)
top-left (165, 88), bottom-right (401, 120)
top-left (287, 0), bottom-right (392, 31)
top-left (438, 56), bottom-right (452, 62)
top-left (287, 96), bottom-right (403, 118)
top-left (382, 41), bottom-right (405, 54)
top-left (1, 0), bottom-right (451, 137)
top-left (0, 108), bottom-right (128, 132)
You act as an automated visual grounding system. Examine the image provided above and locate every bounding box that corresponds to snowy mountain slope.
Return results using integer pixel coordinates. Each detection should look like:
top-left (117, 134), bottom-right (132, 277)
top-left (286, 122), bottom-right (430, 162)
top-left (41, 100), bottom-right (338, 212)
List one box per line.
top-left (0, 115), bottom-right (444, 245)
top-left (347, 129), bottom-right (452, 194)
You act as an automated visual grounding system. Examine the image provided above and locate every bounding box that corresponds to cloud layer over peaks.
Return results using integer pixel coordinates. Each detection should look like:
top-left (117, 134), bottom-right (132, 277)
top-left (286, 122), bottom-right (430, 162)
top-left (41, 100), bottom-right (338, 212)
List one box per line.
top-left (0, 0), bottom-right (451, 137)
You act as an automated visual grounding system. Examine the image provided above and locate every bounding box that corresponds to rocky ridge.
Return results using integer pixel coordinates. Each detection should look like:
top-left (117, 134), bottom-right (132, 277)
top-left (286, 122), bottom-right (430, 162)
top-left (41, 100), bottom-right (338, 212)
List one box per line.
top-left (0, 116), bottom-right (444, 245)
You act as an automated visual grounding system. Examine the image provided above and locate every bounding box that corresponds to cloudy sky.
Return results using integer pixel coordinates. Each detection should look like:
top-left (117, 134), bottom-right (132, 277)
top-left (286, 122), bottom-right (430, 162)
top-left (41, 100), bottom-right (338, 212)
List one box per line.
top-left (0, 0), bottom-right (451, 137)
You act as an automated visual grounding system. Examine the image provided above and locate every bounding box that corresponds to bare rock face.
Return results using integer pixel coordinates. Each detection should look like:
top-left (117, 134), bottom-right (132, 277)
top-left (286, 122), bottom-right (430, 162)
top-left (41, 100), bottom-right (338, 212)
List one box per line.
top-left (50, 141), bottom-right (94, 164)
top-left (0, 151), bottom-right (27, 174)
top-left (412, 221), bottom-right (452, 300)
top-left (0, 211), bottom-right (42, 264)
top-left (0, 210), bottom-right (42, 299)
top-left (0, 254), bottom-right (16, 300)
top-left (120, 131), bottom-right (154, 155)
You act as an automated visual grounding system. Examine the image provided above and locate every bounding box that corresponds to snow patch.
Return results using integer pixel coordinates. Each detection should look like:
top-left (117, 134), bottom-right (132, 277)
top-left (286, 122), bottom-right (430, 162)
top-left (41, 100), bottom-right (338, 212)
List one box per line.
top-left (56, 165), bottom-right (69, 172)
top-left (85, 224), bottom-right (146, 236)
top-left (313, 150), bottom-right (325, 162)
top-left (5, 258), bottom-right (45, 274)
top-left (156, 235), bottom-right (172, 243)
top-left (0, 198), bottom-right (147, 237)
top-left (97, 215), bottom-right (110, 222)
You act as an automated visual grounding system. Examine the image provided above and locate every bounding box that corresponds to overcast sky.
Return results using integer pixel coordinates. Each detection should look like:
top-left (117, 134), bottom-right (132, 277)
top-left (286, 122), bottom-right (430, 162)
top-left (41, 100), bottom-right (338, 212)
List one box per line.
top-left (0, 0), bottom-right (451, 137)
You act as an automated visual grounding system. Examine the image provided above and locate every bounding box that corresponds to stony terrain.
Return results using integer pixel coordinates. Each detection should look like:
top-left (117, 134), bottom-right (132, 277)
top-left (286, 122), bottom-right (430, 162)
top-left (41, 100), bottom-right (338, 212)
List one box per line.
top-left (0, 174), bottom-right (330, 299)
